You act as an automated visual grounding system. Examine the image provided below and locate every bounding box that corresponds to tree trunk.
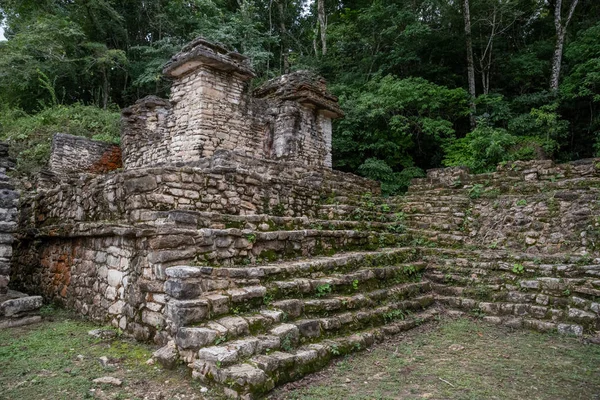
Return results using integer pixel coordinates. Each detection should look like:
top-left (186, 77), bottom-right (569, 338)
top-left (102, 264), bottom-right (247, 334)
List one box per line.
top-left (276, 0), bottom-right (290, 73)
top-left (462, 0), bottom-right (477, 128)
top-left (317, 0), bottom-right (327, 56)
top-left (102, 68), bottom-right (109, 110)
top-left (550, 0), bottom-right (579, 91)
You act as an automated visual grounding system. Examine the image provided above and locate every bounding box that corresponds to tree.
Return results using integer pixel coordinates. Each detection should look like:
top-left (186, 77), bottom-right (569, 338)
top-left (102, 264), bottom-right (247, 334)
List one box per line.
top-left (550, 0), bottom-right (579, 91)
top-left (462, 0), bottom-right (477, 127)
top-left (317, 0), bottom-right (327, 56)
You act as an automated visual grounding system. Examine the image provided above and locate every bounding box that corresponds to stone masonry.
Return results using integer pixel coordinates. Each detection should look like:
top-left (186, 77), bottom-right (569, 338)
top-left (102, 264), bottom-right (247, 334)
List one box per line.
top-left (121, 37), bottom-right (342, 170)
top-left (0, 143), bottom-right (42, 328)
top-left (8, 36), bottom-right (600, 399)
top-left (48, 133), bottom-right (122, 175)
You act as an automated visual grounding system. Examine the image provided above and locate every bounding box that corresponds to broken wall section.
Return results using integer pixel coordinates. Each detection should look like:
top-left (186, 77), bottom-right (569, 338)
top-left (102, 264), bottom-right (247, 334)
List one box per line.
top-left (49, 133), bottom-right (122, 175)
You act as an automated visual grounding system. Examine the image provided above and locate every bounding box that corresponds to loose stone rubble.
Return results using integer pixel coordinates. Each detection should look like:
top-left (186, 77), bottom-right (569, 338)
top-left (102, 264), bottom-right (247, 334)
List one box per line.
top-left (5, 37), bottom-right (600, 399)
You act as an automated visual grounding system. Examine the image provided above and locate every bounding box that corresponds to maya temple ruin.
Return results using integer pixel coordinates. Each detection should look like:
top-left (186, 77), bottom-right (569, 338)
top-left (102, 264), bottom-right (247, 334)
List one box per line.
top-left (1, 37), bottom-right (599, 399)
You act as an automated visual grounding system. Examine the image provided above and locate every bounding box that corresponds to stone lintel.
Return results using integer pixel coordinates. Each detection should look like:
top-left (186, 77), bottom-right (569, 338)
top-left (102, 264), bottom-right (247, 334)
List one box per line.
top-left (163, 37), bottom-right (255, 80)
top-left (121, 95), bottom-right (172, 117)
top-left (254, 71), bottom-right (344, 118)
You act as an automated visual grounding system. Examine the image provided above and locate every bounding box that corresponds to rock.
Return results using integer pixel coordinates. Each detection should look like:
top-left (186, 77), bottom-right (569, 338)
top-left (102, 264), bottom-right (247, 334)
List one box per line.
top-left (98, 356), bottom-right (111, 368)
top-left (92, 376), bottom-right (123, 386)
top-left (153, 341), bottom-right (179, 369)
top-left (0, 296), bottom-right (43, 317)
top-left (88, 329), bottom-right (117, 339)
top-left (449, 344), bottom-right (464, 351)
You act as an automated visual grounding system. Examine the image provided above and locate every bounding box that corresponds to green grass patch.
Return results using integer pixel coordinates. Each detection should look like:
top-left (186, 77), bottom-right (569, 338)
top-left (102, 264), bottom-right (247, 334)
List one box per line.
top-left (0, 308), bottom-right (210, 400)
top-left (269, 318), bottom-right (600, 400)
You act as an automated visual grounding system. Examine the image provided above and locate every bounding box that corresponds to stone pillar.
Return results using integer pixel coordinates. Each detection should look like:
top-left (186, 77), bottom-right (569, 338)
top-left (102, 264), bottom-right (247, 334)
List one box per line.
top-left (254, 71), bottom-right (344, 168)
top-left (121, 96), bottom-right (172, 169)
top-left (162, 38), bottom-right (259, 163)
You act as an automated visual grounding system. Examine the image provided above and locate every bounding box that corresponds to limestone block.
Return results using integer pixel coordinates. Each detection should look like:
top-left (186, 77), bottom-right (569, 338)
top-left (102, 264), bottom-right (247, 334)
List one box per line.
top-left (0, 296), bottom-right (43, 317)
top-left (107, 269), bottom-right (123, 287)
top-left (165, 299), bottom-right (209, 328)
top-left (164, 278), bottom-right (202, 300)
top-left (176, 327), bottom-right (219, 349)
top-left (153, 341), bottom-right (179, 369)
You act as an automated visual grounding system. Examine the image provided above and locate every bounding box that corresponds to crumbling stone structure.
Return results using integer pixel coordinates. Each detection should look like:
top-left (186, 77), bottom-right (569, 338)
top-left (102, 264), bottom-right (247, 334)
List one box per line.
top-left (49, 133), bottom-right (122, 175)
top-left (9, 37), bottom-right (600, 399)
top-left (121, 38), bottom-right (341, 170)
top-left (0, 143), bottom-right (42, 328)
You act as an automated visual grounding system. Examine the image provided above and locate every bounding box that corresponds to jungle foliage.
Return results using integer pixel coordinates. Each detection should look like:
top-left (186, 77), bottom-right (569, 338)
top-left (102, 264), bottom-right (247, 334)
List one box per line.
top-left (0, 0), bottom-right (599, 191)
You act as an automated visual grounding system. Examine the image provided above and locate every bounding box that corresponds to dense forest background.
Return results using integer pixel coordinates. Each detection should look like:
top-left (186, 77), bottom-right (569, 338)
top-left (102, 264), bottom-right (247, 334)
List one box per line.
top-left (0, 0), bottom-right (599, 194)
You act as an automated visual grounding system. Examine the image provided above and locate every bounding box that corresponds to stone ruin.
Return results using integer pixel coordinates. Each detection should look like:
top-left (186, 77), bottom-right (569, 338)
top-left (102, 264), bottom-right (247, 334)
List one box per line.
top-left (0, 143), bottom-right (42, 328)
top-left (4, 37), bottom-right (600, 398)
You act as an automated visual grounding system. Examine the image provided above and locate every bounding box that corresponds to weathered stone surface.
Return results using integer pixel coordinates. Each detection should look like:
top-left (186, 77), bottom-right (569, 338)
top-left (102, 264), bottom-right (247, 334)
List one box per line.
top-left (92, 376), bottom-right (123, 386)
top-left (165, 299), bottom-right (209, 329)
top-left (49, 133), bottom-right (122, 175)
top-left (153, 341), bottom-right (179, 369)
top-left (176, 327), bottom-right (218, 349)
top-left (0, 296), bottom-right (43, 317)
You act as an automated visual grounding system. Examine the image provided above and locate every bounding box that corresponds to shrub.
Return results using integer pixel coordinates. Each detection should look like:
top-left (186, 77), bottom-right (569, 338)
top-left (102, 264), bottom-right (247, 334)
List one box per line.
top-left (0, 103), bottom-right (120, 176)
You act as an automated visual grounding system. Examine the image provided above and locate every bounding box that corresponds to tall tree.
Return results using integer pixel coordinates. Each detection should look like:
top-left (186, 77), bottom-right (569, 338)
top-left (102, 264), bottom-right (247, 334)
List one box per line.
top-left (550, 0), bottom-right (579, 91)
top-left (317, 0), bottom-right (327, 56)
top-left (462, 0), bottom-right (477, 127)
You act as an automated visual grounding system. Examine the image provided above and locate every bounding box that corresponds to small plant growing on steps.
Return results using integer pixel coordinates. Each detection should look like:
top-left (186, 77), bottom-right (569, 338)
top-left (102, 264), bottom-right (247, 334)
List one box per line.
top-left (512, 263), bottom-right (525, 274)
top-left (516, 199), bottom-right (527, 207)
top-left (315, 283), bottom-right (332, 297)
top-left (352, 279), bottom-right (359, 291)
top-left (281, 334), bottom-right (293, 352)
top-left (214, 335), bottom-right (227, 345)
top-left (469, 184), bottom-right (484, 199)
top-left (383, 309), bottom-right (406, 322)
top-left (331, 344), bottom-right (341, 356)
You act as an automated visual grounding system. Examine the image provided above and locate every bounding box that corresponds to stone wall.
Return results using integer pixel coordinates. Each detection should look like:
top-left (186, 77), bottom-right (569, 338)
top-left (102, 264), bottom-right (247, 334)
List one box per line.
top-left (1, 143), bottom-right (43, 328)
top-left (410, 158), bottom-right (600, 253)
top-left (49, 133), bottom-right (122, 175)
top-left (0, 143), bottom-right (17, 295)
top-left (32, 150), bottom-right (379, 228)
top-left (121, 38), bottom-right (342, 170)
top-left (399, 158), bottom-right (600, 335)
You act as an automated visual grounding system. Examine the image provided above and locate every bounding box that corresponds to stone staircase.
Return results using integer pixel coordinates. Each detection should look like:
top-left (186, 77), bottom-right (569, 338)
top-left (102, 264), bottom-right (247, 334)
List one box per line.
top-left (144, 159), bottom-right (600, 398)
top-left (160, 248), bottom-right (437, 398)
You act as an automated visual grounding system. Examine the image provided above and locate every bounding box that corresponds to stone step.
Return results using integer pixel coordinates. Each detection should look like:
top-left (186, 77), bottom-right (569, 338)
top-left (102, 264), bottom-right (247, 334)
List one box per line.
top-left (174, 281), bottom-right (432, 361)
top-left (426, 259), bottom-right (600, 280)
top-left (402, 214), bottom-right (464, 232)
top-left (146, 208), bottom-right (409, 232)
top-left (165, 262), bottom-right (428, 327)
top-left (419, 246), bottom-right (598, 265)
top-left (265, 262), bottom-right (426, 301)
top-left (191, 308), bottom-right (439, 399)
top-left (405, 228), bottom-right (466, 246)
top-left (407, 177), bottom-right (600, 197)
top-left (164, 247), bottom-right (424, 298)
top-left (437, 296), bottom-right (597, 332)
top-left (192, 295), bottom-right (433, 369)
top-left (150, 226), bottom-right (411, 267)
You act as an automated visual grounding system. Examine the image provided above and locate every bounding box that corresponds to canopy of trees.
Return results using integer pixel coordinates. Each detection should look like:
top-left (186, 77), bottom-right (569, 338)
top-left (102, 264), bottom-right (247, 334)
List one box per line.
top-left (1, 0), bottom-right (599, 192)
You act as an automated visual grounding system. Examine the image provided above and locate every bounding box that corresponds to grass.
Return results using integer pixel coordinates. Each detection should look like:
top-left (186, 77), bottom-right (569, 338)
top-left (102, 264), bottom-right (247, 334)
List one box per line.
top-left (2, 309), bottom-right (599, 400)
top-left (0, 306), bottom-right (208, 400)
top-left (268, 318), bottom-right (600, 400)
